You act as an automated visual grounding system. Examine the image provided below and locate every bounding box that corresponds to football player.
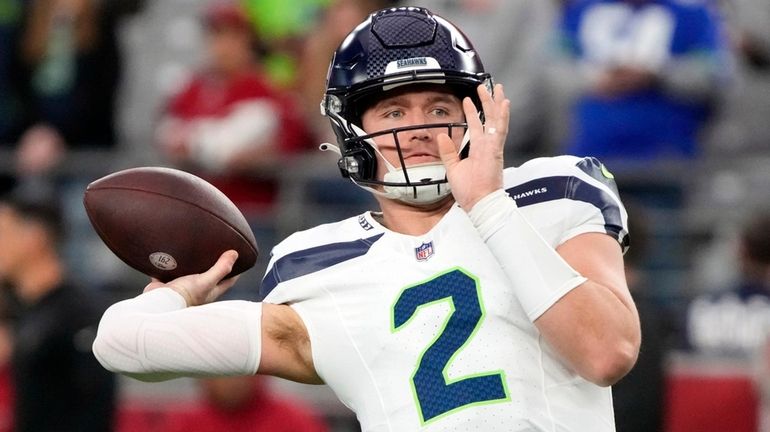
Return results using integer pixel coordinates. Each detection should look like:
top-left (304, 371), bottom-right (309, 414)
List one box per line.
top-left (93, 7), bottom-right (640, 431)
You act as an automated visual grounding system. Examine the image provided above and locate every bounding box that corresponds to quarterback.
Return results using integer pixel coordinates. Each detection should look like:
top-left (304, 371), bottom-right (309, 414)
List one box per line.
top-left (93, 7), bottom-right (640, 431)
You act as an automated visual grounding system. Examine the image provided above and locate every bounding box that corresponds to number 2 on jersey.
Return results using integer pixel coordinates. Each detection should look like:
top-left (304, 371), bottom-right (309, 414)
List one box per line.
top-left (391, 268), bottom-right (510, 424)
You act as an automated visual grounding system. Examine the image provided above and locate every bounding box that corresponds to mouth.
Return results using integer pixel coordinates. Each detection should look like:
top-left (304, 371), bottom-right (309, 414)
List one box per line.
top-left (404, 154), bottom-right (439, 164)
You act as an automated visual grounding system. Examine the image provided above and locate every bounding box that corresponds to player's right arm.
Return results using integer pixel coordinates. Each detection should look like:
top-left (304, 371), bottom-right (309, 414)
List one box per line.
top-left (92, 251), bottom-right (321, 384)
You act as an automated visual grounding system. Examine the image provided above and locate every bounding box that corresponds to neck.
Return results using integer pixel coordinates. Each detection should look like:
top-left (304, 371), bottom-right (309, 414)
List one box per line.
top-left (13, 250), bottom-right (63, 305)
top-left (376, 196), bottom-right (455, 236)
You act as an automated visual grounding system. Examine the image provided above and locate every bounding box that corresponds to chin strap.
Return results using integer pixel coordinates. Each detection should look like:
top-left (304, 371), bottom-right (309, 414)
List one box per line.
top-left (382, 163), bottom-right (451, 205)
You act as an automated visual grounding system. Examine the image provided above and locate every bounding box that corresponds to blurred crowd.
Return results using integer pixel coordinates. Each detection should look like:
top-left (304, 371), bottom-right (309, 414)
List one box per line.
top-left (1, 0), bottom-right (770, 431)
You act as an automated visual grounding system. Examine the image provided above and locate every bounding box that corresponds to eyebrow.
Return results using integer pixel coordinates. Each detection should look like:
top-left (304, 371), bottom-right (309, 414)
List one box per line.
top-left (373, 93), bottom-right (460, 111)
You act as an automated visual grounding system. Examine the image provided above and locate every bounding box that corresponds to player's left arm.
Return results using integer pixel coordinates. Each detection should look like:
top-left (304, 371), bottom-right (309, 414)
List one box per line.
top-left (440, 83), bottom-right (639, 386)
top-left (539, 232), bottom-right (639, 386)
top-left (467, 189), bottom-right (640, 387)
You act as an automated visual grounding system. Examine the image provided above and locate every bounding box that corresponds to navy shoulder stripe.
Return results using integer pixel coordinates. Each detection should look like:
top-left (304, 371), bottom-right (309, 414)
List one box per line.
top-left (576, 157), bottom-right (620, 198)
top-left (259, 233), bottom-right (384, 300)
top-left (506, 176), bottom-right (626, 245)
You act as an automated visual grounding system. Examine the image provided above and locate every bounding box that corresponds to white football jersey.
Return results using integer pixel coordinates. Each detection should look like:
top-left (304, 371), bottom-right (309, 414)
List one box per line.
top-left (261, 156), bottom-right (629, 432)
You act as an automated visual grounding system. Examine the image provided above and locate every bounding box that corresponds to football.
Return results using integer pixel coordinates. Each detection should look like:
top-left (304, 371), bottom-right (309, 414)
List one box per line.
top-left (83, 167), bottom-right (258, 282)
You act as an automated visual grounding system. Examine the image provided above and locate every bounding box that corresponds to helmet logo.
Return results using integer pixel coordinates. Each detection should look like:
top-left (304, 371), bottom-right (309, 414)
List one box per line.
top-left (397, 58), bottom-right (428, 68)
top-left (383, 57), bottom-right (445, 91)
top-left (385, 57), bottom-right (440, 75)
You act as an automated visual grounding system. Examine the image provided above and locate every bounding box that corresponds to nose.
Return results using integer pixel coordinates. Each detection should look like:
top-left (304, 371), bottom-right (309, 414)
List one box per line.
top-left (405, 127), bottom-right (431, 143)
top-left (401, 112), bottom-right (434, 143)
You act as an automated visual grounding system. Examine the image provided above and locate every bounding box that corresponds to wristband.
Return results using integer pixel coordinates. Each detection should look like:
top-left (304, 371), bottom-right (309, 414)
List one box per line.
top-left (469, 190), bottom-right (587, 321)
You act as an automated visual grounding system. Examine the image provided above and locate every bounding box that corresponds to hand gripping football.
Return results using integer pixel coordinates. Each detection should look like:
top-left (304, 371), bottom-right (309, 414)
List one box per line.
top-left (83, 167), bottom-right (258, 282)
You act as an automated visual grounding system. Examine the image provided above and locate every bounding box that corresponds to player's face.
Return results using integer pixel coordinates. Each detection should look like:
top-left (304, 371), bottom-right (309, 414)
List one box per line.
top-left (360, 88), bottom-right (465, 180)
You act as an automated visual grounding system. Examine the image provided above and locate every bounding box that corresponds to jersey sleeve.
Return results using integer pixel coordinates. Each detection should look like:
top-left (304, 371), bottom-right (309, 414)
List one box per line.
top-left (504, 155), bottom-right (630, 252)
top-left (258, 217), bottom-right (384, 303)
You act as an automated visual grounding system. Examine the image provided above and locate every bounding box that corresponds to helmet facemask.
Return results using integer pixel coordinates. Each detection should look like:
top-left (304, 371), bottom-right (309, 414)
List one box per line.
top-left (343, 121), bottom-right (470, 206)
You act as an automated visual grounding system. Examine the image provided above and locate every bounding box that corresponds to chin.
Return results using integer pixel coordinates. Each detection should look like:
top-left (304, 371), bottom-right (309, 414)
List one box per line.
top-left (402, 194), bottom-right (454, 210)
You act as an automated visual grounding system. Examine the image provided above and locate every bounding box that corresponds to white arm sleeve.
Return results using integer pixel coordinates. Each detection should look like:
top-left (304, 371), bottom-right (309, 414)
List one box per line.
top-left (468, 189), bottom-right (588, 321)
top-left (92, 288), bottom-right (262, 382)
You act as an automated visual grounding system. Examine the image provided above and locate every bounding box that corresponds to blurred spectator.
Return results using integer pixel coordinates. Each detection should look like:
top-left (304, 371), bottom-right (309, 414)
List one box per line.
top-left (0, 0), bottom-right (25, 145)
top-left (412, 0), bottom-right (556, 160)
top-left (0, 293), bottom-right (16, 432)
top-left (161, 375), bottom-right (328, 432)
top-left (14, 124), bottom-right (66, 176)
top-left (725, 0), bottom-right (770, 69)
top-left (550, 0), bottom-right (732, 160)
top-left (155, 0), bottom-right (314, 285)
top-left (701, 0), bottom-right (770, 157)
top-left (0, 0), bottom-right (23, 189)
top-left (18, 0), bottom-right (145, 149)
top-left (156, 0), bottom-right (313, 206)
top-left (0, 189), bottom-right (116, 432)
top-left (685, 210), bottom-right (770, 358)
top-left (3, 123), bottom-right (67, 217)
top-left (241, 0), bottom-right (329, 89)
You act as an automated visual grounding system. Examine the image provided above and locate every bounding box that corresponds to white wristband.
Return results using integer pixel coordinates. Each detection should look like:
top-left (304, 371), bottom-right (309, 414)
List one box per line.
top-left (468, 190), bottom-right (588, 321)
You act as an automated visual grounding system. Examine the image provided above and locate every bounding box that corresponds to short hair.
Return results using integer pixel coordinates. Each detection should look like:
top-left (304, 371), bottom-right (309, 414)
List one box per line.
top-left (0, 190), bottom-right (64, 242)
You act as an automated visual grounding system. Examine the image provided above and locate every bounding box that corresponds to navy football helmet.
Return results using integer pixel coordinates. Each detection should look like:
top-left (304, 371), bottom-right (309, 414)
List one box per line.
top-left (320, 6), bottom-right (492, 205)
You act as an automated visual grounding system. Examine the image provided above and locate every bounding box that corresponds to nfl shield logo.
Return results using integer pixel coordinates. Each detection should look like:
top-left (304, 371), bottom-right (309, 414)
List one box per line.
top-left (415, 241), bottom-right (434, 261)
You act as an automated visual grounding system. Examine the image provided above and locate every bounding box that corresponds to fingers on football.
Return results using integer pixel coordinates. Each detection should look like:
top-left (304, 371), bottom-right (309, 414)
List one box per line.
top-left (201, 250), bottom-right (239, 287)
